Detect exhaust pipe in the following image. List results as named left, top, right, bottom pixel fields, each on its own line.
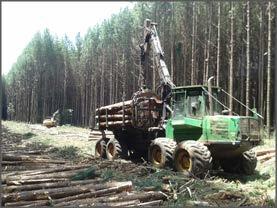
left=208, top=76, right=214, bottom=116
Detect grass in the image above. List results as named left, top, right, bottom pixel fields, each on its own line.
left=49, top=146, right=80, bottom=160
left=71, top=167, right=98, bottom=180
left=2, top=120, right=94, bottom=158
left=23, top=132, right=36, bottom=139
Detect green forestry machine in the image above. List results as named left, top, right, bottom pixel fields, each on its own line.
left=94, top=19, right=262, bottom=177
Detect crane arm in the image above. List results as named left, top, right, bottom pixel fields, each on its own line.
left=140, top=19, right=175, bottom=90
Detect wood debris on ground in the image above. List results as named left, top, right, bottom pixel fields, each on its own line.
left=255, top=148, right=275, bottom=164
left=1, top=126, right=275, bottom=207
left=1, top=128, right=168, bottom=207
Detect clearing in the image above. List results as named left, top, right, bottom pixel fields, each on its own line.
left=1, top=121, right=275, bottom=207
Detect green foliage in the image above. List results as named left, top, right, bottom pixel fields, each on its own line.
left=101, top=169, right=116, bottom=182
left=23, top=132, right=36, bottom=139
left=50, top=146, right=80, bottom=160
left=71, top=167, right=97, bottom=180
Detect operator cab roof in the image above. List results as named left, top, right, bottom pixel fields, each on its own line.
left=173, top=85, right=220, bottom=92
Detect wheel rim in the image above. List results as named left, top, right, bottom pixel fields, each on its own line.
left=176, top=149, right=191, bottom=171
left=95, top=142, right=102, bottom=156
left=107, top=143, right=115, bottom=157
left=152, top=145, right=162, bottom=165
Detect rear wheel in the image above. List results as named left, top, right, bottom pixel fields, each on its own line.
left=95, top=139, right=106, bottom=158
left=148, top=138, right=176, bottom=169
left=173, top=140, right=212, bottom=178
left=241, top=150, right=257, bottom=175
left=106, top=139, right=128, bottom=160
left=220, top=150, right=257, bottom=175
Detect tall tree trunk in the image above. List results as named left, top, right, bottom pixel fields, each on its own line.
left=258, top=5, right=264, bottom=117
left=191, top=2, right=196, bottom=85
left=229, top=2, right=234, bottom=115
left=109, top=50, right=114, bottom=105
left=246, top=1, right=250, bottom=116
left=115, top=58, right=119, bottom=103
left=266, top=1, right=272, bottom=138
left=216, top=2, right=221, bottom=87
left=170, top=2, right=175, bottom=82
left=203, top=5, right=208, bottom=84
left=100, top=56, right=105, bottom=107
left=204, top=3, right=212, bottom=84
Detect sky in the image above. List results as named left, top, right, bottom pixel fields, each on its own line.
left=2, top=2, right=134, bottom=75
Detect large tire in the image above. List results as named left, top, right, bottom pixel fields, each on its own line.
left=106, top=139, right=128, bottom=160
left=173, top=140, right=212, bottom=178
left=148, top=138, right=176, bottom=169
left=241, top=150, right=257, bottom=175
left=220, top=150, right=257, bottom=175
left=95, top=139, right=106, bottom=158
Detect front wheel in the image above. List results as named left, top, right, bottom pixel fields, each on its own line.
left=148, top=138, right=176, bottom=169
left=173, top=140, right=212, bottom=178
left=106, top=139, right=128, bottom=160
left=95, top=139, right=106, bottom=158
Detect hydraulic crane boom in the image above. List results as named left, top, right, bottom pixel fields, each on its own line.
left=140, top=19, right=175, bottom=92
left=140, top=19, right=175, bottom=124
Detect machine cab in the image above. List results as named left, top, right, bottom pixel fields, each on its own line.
left=171, top=85, right=222, bottom=119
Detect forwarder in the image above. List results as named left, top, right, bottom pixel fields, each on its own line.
left=94, top=19, right=261, bottom=177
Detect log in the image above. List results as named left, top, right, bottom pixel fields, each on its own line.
left=257, top=152, right=275, bottom=162
left=96, top=115, right=131, bottom=122
left=142, top=186, right=156, bottom=192
left=5, top=200, right=49, bottom=207
left=99, top=120, right=132, bottom=126
left=4, top=178, right=104, bottom=193
left=130, top=200, right=163, bottom=207
left=90, top=199, right=140, bottom=207
left=7, top=178, right=70, bottom=186
left=106, top=191, right=167, bottom=203
left=2, top=160, right=66, bottom=165
left=96, top=100, right=132, bottom=113
left=4, top=164, right=91, bottom=178
left=3, top=182, right=107, bottom=203
left=262, top=157, right=275, bottom=165
left=57, top=190, right=166, bottom=207
left=116, top=109, right=132, bottom=114
left=256, top=148, right=275, bottom=156
left=6, top=168, right=99, bottom=183
left=2, top=150, right=44, bottom=155
left=54, top=191, right=130, bottom=207
left=2, top=153, right=51, bottom=161
left=53, top=181, right=133, bottom=206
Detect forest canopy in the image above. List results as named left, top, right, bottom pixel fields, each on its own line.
left=3, top=1, right=275, bottom=133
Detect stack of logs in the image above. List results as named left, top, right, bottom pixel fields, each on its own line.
left=96, top=100, right=133, bottom=130
left=2, top=152, right=66, bottom=168
left=2, top=162, right=168, bottom=207
left=95, top=91, right=163, bottom=130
